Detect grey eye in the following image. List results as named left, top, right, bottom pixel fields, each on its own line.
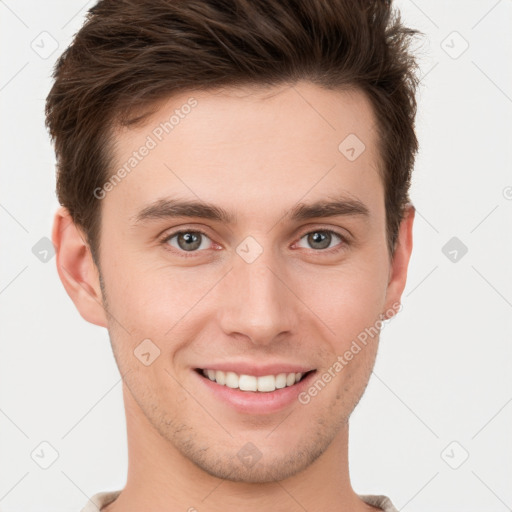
left=167, top=231, right=211, bottom=252
left=297, top=230, right=342, bottom=250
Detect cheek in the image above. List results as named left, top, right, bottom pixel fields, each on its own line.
left=302, top=262, right=388, bottom=345
left=102, top=254, right=208, bottom=338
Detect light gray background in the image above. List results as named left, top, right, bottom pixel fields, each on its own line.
left=1, top=1, right=511, bottom=511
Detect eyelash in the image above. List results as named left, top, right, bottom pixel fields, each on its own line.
left=160, top=227, right=349, bottom=258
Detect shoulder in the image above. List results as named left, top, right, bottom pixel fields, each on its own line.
left=359, top=494, right=400, bottom=512
left=80, top=490, right=122, bottom=512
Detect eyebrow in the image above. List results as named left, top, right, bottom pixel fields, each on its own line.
left=131, top=195, right=370, bottom=225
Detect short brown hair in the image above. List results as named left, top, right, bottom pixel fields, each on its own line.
left=46, top=0, right=422, bottom=265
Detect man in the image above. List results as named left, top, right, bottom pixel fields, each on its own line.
left=47, top=0, right=421, bottom=510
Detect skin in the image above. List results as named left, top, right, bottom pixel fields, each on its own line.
left=52, top=81, right=414, bottom=512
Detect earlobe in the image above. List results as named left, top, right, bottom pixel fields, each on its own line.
left=52, top=206, right=108, bottom=328
left=383, top=204, right=415, bottom=318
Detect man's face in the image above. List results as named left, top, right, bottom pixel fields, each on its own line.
left=95, top=81, right=403, bottom=482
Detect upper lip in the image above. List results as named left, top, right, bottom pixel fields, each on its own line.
left=195, top=362, right=315, bottom=377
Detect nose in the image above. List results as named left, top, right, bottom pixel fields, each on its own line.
left=217, top=245, right=298, bottom=346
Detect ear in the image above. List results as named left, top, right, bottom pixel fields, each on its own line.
left=383, top=204, right=415, bottom=318
left=52, top=206, right=108, bottom=328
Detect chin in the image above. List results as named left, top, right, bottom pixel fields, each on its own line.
left=192, top=450, right=318, bottom=484
left=168, top=428, right=333, bottom=484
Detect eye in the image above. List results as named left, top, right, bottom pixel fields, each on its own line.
left=160, top=227, right=348, bottom=258
left=162, top=229, right=214, bottom=254
left=295, top=229, right=346, bottom=252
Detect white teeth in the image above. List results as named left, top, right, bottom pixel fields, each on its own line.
left=275, top=373, right=287, bottom=389
left=239, top=374, right=257, bottom=391
left=200, top=369, right=307, bottom=392
left=225, top=371, right=238, bottom=389
left=257, top=375, right=276, bottom=392
left=216, top=370, right=226, bottom=385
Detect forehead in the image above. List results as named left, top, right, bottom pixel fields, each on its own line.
left=106, top=81, right=383, bottom=225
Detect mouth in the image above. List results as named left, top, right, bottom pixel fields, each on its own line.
left=194, top=368, right=316, bottom=393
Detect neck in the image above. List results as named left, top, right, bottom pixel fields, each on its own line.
left=104, top=383, right=373, bottom=512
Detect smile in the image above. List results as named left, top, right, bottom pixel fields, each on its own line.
left=197, top=368, right=312, bottom=392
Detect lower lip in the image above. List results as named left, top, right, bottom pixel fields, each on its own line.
left=194, top=370, right=317, bottom=415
